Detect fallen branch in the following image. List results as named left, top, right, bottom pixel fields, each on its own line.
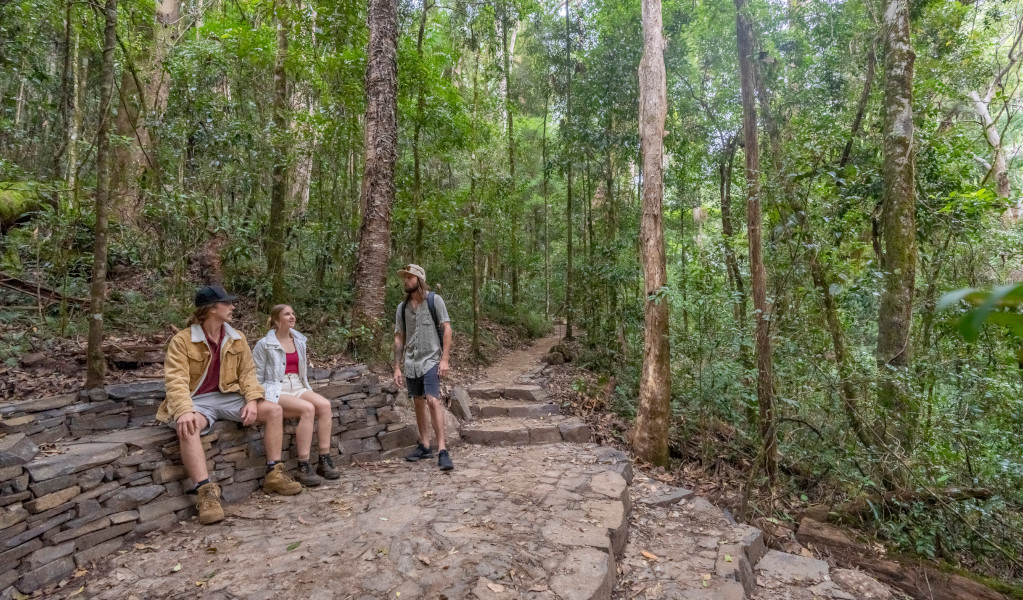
left=832, top=487, right=993, bottom=521
left=0, top=272, right=89, bottom=307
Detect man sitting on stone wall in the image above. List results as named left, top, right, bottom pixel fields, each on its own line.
left=157, top=285, right=302, bottom=525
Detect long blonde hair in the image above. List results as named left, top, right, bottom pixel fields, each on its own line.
left=186, top=305, right=216, bottom=326
left=267, top=304, right=292, bottom=330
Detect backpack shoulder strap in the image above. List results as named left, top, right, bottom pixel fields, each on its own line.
left=427, top=292, right=444, bottom=350
left=398, top=301, right=406, bottom=335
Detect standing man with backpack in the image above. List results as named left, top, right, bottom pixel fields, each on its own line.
left=393, top=264, right=454, bottom=471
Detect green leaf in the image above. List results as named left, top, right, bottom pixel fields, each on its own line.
left=960, top=284, right=1022, bottom=342
left=286, top=541, right=301, bottom=551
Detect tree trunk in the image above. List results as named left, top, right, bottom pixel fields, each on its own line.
left=631, top=0, right=671, bottom=467
left=563, top=0, right=575, bottom=341
left=503, top=5, right=518, bottom=306
left=411, top=0, right=432, bottom=263
left=735, top=0, right=777, bottom=480
left=350, top=0, right=399, bottom=345
left=876, top=0, right=918, bottom=451
left=85, top=0, right=118, bottom=390
left=110, top=0, right=179, bottom=221
left=719, top=134, right=745, bottom=324
left=543, top=91, right=551, bottom=320
left=470, top=44, right=482, bottom=357
left=266, top=2, right=290, bottom=304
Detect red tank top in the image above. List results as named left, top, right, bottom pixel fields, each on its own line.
left=285, top=351, right=300, bottom=375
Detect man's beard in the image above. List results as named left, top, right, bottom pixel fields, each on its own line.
left=405, top=284, right=418, bottom=294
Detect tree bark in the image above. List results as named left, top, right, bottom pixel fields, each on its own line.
left=735, top=0, right=777, bottom=480
left=719, top=134, right=745, bottom=324
left=85, top=0, right=118, bottom=390
left=503, top=5, right=518, bottom=306
left=411, top=0, right=432, bottom=263
left=563, top=0, right=575, bottom=341
left=350, top=0, right=399, bottom=346
left=543, top=91, right=551, bottom=319
left=266, top=2, right=290, bottom=304
left=631, top=0, right=671, bottom=467
left=876, top=0, right=918, bottom=451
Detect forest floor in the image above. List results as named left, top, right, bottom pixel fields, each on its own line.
left=71, top=329, right=910, bottom=600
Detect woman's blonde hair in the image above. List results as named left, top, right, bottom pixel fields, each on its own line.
left=267, top=304, right=292, bottom=330
left=186, top=304, right=216, bottom=326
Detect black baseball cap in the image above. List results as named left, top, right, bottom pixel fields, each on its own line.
left=194, top=285, right=238, bottom=307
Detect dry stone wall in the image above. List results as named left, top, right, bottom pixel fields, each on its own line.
left=0, top=365, right=418, bottom=595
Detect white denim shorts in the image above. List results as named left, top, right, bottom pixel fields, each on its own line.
left=280, top=373, right=313, bottom=399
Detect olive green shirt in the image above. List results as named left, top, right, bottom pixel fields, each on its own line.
left=395, top=294, right=450, bottom=378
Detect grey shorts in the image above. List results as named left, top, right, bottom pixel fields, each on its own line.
left=171, top=391, right=247, bottom=435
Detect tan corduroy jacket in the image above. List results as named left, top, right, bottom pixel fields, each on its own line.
left=157, top=323, right=265, bottom=422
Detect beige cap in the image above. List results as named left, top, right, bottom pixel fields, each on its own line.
left=397, top=263, right=426, bottom=282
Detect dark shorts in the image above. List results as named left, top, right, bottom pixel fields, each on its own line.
left=406, top=365, right=440, bottom=399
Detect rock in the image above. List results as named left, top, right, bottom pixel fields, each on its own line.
left=754, top=549, right=829, bottom=584
left=105, top=380, right=165, bottom=400
left=0, top=465, right=22, bottom=483
left=441, top=407, right=461, bottom=448
left=19, top=353, right=47, bottom=369
left=542, top=352, right=565, bottom=365
left=549, top=343, right=574, bottom=362
left=74, top=521, right=134, bottom=551
left=550, top=547, right=613, bottom=600
left=0, top=414, right=36, bottom=435
left=467, top=384, right=504, bottom=399
left=3, top=510, right=74, bottom=549
left=589, top=471, right=628, bottom=507
left=449, top=387, right=473, bottom=421
left=639, top=487, right=694, bottom=507
left=24, top=443, right=126, bottom=482
left=28, top=474, right=76, bottom=498
left=377, top=406, right=400, bottom=425
left=558, top=419, right=591, bottom=443
left=49, top=516, right=111, bottom=544
left=331, top=365, right=368, bottom=381
left=0, top=507, right=28, bottom=530
left=93, top=427, right=176, bottom=449
left=460, top=423, right=529, bottom=446
left=152, top=464, right=187, bottom=484
left=377, top=426, right=417, bottom=452
left=830, top=568, right=895, bottom=599
left=308, top=368, right=332, bottom=380
left=797, top=518, right=860, bottom=553
left=25, top=485, right=81, bottom=514
left=70, top=413, right=130, bottom=433
left=17, top=555, right=75, bottom=593
left=104, top=484, right=165, bottom=511
left=717, top=543, right=756, bottom=595
left=0, top=394, right=75, bottom=416
left=316, top=383, right=363, bottom=400
left=73, top=535, right=127, bottom=568
left=507, top=403, right=559, bottom=418
left=0, top=433, right=39, bottom=467
left=25, top=541, right=75, bottom=570
left=529, top=424, right=563, bottom=444
left=504, top=384, right=547, bottom=401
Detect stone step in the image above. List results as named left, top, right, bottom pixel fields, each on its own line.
left=459, top=416, right=591, bottom=446
left=470, top=398, right=561, bottom=419
left=466, top=383, right=548, bottom=402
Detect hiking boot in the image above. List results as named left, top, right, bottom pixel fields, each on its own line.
left=317, top=454, right=341, bottom=480
left=295, top=461, right=324, bottom=487
left=405, top=442, right=434, bottom=462
left=196, top=482, right=225, bottom=525
left=263, top=463, right=303, bottom=495
left=438, top=449, right=454, bottom=471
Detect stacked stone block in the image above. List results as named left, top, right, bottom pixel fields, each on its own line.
left=0, top=364, right=417, bottom=597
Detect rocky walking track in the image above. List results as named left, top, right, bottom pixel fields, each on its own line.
left=1, top=335, right=900, bottom=600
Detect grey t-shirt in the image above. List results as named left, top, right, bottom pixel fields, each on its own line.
left=395, top=294, right=450, bottom=378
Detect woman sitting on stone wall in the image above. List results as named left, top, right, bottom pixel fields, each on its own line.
left=252, top=304, right=340, bottom=486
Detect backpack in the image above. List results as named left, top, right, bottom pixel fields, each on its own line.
left=399, top=292, right=444, bottom=350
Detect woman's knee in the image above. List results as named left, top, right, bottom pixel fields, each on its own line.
left=261, top=401, right=283, bottom=420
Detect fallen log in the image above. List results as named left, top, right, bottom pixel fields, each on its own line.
left=0, top=272, right=89, bottom=307
left=797, top=518, right=1010, bottom=600
left=832, top=487, right=994, bottom=521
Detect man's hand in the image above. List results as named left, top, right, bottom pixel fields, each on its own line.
left=394, top=367, right=405, bottom=389
left=240, top=400, right=259, bottom=426
left=438, top=358, right=450, bottom=378
left=175, top=411, right=203, bottom=438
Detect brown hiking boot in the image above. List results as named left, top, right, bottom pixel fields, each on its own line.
left=196, top=482, right=225, bottom=525
left=263, top=463, right=303, bottom=496
left=295, top=461, right=324, bottom=487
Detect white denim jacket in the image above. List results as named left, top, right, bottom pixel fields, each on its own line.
left=251, top=329, right=312, bottom=404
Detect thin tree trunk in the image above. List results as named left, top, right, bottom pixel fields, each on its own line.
left=504, top=6, right=518, bottom=306
left=351, top=0, right=399, bottom=345
left=564, top=0, right=575, bottom=340
left=412, top=0, right=432, bottom=263
left=471, top=43, right=482, bottom=357
left=67, top=24, right=85, bottom=207
left=542, top=91, right=551, bottom=320
left=840, top=43, right=877, bottom=169
left=877, top=0, right=918, bottom=451
left=266, top=2, right=290, bottom=304
left=736, top=0, right=777, bottom=480
left=719, top=134, right=745, bottom=324
left=631, top=0, right=670, bottom=467
left=85, top=0, right=118, bottom=390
